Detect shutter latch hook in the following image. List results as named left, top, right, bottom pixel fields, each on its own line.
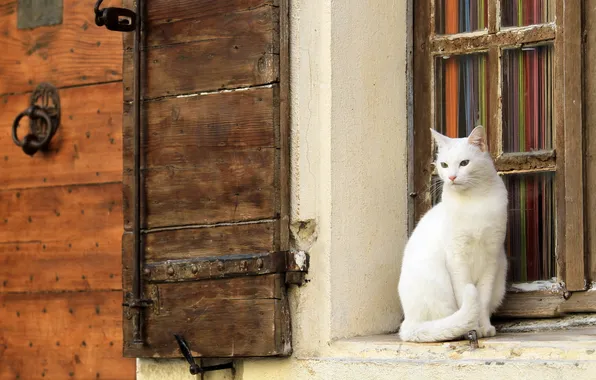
left=174, top=335, right=234, bottom=377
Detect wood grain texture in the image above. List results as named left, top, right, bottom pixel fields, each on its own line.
left=430, top=23, right=556, bottom=55
left=0, top=0, right=123, bottom=95
left=560, top=0, right=585, bottom=291
left=0, top=183, right=122, bottom=291
left=122, top=275, right=290, bottom=358
left=278, top=0, right=290, bottom=252
left=412, top=0, right=433, bottom=224
left=0, top=82, right=123, bottom=190
left=584, top=0, right=596, bottom=284
left=0, top=291, right=135, bottom=380
left=0, top=183, right=122, bottom=243
left=120, top=0, right=289, bottom=359
left=123, top=86, right=276, bottom=167
left=123, top=148, right=275, bottom=230
left=123, top=39, right=278, bottom=100
left=143, top=223, right=275, bottom=262
left=121, top=0, right=279, bottom=100
left=0, top=236, right=122, bottom=293
left=495, top=290, right=596, bottom=318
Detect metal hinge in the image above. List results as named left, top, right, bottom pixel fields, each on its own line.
left=285, top=250, right=310, bottom=285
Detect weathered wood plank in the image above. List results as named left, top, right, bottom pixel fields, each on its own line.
left=495, top=290, right=596, bottom=318
left=0, top=0, right=123, bottom=95
left=122, top=0, right=277, bottom=49
left=494, top=150, right=556, bottom=172
left=123, top=40, right=278, bottom=100
left=145, top=1, right=278, bottom=48
left=122, top=0, right=278, bottom=99
left=278, top=0, right=290, bottom=252
left=430, top=23, right=556, bottom=55
left=0, top=183, right=122, bottom=243
left=0, top=236, right=122, bottom=293
left=412, top=0, right=433, bottom=225
left=584, top=0, right=596, bottom=284
left=0, top=82, right=123, bottom=190
left=122, top=275, right=289, bottom=358
left=142, top=223, right=275, bottom=262
left=560, top=0, right=585, bottom=291
left=123, top=148, right=275, bottom=230
left=122, top=86, right=276, bottom=168
left=0, top=291, right=135, bottom=380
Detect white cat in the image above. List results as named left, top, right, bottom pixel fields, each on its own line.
left=398, top=126, right=508, bottom=342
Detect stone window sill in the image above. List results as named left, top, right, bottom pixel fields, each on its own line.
left=323, top=322, right=596, bottom=364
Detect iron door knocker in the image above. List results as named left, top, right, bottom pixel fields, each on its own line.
left=12, top=83, right=60, bottom=156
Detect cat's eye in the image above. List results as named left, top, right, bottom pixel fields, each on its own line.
left=460, top=160, right=470, bottom=167
left=440, top=162, right=448, bottom=168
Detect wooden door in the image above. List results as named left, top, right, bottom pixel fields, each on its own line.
left=0, top=1, right=135, bottom=379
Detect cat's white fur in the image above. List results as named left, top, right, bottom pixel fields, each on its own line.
left=398, top=126, right=508, bottom=342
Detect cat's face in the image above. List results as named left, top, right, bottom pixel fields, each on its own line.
left=431, top=126, right=493, bottom=192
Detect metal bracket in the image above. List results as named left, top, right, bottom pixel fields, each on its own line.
left=285, top=250, right=310, bottom=285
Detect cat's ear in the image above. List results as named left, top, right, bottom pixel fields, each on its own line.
left=430, top=128, right=451, bottom=149
left=468, top=125, right=487, bottom=152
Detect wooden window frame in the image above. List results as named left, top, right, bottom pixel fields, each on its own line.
left=411, top=0, right=596, bottom=318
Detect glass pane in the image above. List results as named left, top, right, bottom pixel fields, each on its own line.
left=503, top=172, right=555, bottom=282
left=501, top=0, right=553, bottom=27
left=435, top=53, right=489, bottom=138
left=436, top=0, right=488, bottom=34
left=502, top=45, right=553, bottom=152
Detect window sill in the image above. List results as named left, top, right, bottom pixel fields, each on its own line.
left=321, top=324, right=596, bottom=364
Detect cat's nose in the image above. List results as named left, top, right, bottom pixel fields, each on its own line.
left=448, top=175, right=457, bottom=182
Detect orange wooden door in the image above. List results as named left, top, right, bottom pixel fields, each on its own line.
left=0, top=1, right=135, bottom=379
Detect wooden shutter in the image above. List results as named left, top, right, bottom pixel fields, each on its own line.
left=121, top=0, right=296, bottom=358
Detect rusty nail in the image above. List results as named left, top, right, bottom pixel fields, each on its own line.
left=240, top=260, right=248, bottom=270
left=256, top=258, right=264, bottom=269
left=167, top=267, right=174, bottom=276
left=191, top=264, right=198, bottom=274
left=217, top=261, right=225, bottom=271
left=143, top=268, right=151, bottom=276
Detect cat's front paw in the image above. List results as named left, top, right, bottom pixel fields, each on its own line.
left=479, top=324, right=496, bottom=338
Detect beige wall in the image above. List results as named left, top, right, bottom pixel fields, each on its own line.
left=289, top=0, right=407, bottom=354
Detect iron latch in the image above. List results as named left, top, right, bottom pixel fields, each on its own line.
left=174, top=335, right=234, bottom=377
left=94, top=0, right=136, bottom=32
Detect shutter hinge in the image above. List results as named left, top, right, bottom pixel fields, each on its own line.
left=285, top=250, right=310, bottom=285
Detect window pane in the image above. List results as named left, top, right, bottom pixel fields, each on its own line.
left=503, top=172, right=555, bottom=282
left=501, top=0, right=553, bottom=28
left=502, top=45, right=553, bottom=152
left=436, top=0, right=488, bottom=34
left=435, top=54, right=489, bottom=138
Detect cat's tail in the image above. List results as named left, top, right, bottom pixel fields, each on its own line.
left=399, top=284, right=480, bottom=343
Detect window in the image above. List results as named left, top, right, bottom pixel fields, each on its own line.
left=411, top=0, right=596, bottom=317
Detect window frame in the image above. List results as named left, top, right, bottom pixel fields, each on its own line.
left=410, top=0, right=595, bottom=318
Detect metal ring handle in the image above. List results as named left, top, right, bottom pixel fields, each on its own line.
left=12, top=106, right=54, bottom=149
